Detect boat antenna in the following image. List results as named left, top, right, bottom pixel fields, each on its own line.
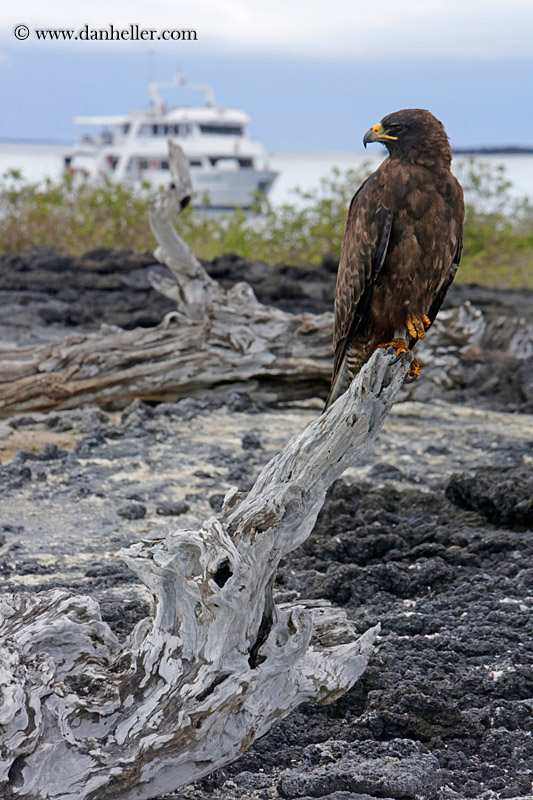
left=149, top=70, right=217, bottom=110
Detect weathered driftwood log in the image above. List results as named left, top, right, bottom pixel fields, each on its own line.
left=0, top=142, right=515, bottom=419
left=0, top=344, right=412, bottom=800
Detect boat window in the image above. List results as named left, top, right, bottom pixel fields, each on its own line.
left=132, top=157, right=171, bottom=170
left=200, top=124, right=243, bottom=136
left=210, top=156, right=245, bottom=167
left=139, top=124, right=182, bottom=137
left=124, top=156, right=179, bottom=172
left=189, top=160, right=202, bottom=167
left=122, top=124, right=130, bottom=134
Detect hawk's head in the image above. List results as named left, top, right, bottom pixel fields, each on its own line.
left=363, top=109, right=452, bottom=169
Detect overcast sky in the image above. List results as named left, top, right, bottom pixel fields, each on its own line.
left=2, top=0, right=533, bottom=58
left=0, top=1, right=531, bottom=147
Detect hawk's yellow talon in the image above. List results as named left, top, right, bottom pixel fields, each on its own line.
left=377, top=337, right=409, bottom=357
left=406, top=315, right=426, bottom=340
left=408, top=357, right=421, bottom=377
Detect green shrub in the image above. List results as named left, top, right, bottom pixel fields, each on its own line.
left=0, top=170, right=153, bottom=255
left=453, top=158, right=533, bottom=287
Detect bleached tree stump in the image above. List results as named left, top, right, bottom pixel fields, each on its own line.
left=0, top=342, right=412, bottom=800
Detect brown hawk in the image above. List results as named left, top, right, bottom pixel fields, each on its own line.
left=325, top=108, right=464, bottom=409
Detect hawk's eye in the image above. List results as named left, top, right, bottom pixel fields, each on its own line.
left=388, top=123, right=405, bottom=134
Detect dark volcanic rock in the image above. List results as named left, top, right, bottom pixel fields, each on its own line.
left=117, top=502, right=147, bottom=520
left=0, top=462, right=32, bottom=492
left=98, top=595, right=151, bottom=640
left=84, top=560, right=134, bottom=582
left=0, top=246, right=174, bottom=331
left=156, top=500, right=190, bottom=516
left=16, top=443, right=68, bottom=461
left=226, top=389, right=263, bottom=414
left=278, top=740, right=441, bottom=800
left=446, top=465, right=533, bottom=529
left=208, top=493, right=225, bottom=512
left=204, top=253, right=335, bottom=315
left=242, top=432, right=263, bottom=450
left=288, top=795, right=393, bottom=800
left=443, top=356, right=533, bottom=414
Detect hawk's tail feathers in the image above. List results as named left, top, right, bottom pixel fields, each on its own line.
left=323, top=354, right=351, bottom=412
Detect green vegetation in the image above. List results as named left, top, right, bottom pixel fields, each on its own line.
left=455, top=159, right=533, bottom=287
left=1, top=159, right=532, bottom=287
left=0, top=170, right=152, bottom=255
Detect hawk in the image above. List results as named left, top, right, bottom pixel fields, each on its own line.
left=325, top=109, right=464, bottom=410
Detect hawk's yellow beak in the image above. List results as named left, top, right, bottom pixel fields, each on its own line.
left=363, top=122, right=398, bottom=148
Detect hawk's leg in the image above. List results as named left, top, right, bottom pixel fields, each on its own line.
left=406, top=315, right=431, bottom=340
left=403, top=315, right=430, bottom=380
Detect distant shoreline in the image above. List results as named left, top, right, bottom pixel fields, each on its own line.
left=0, top=138, right=72, bottom=146
left=452, top=146, right=533, bottom=155
left=1, top=139, right=533, bottom=156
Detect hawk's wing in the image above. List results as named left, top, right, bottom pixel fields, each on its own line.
left=406, top=233, right=463, bottom=354
left=426, top=237, right=463, bottom=326
left=327, top=173, right=393, bottom=406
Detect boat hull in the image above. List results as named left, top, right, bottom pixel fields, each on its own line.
left=154, top=167, right=277, bottom=209
left=66, top=151, right=277, bottom=210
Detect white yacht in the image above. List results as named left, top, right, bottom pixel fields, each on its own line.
left=64, top=73, right=278, bottom=209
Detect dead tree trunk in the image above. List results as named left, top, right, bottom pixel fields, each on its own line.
left=0, top=344, right=412, bottom=800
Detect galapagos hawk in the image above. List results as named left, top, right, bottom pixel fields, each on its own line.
left=325, top=109, right=464, bottom=409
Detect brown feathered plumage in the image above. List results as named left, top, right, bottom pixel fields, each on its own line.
left=325, top=109, right=464, bottom=409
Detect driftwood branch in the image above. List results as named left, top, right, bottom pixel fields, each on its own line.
left=0, top=344, right=412, bottom=800
left=149, top=143, right=220, bottom=315
left=0, top=296, right=333, bottom=416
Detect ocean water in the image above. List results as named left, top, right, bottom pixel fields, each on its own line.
left=268, top=149, right=533, bottom=207
left=1, top=141, right=533, bottom=207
